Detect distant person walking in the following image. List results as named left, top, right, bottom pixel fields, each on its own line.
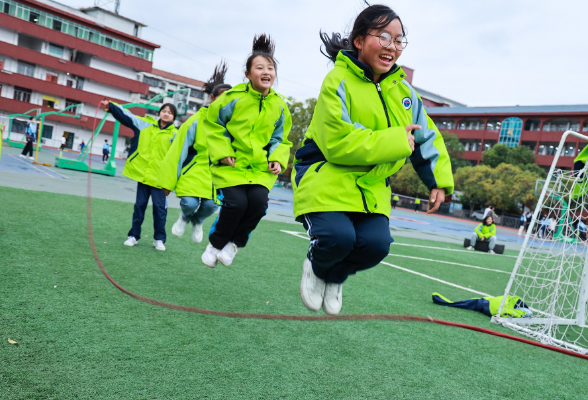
left=483, top=205, right=495, bottom=219
left=392, top=194, right=399, bottom=209
left=79, top=140, right=86, bottom=152
left=518, top=211, right=527, bottom=236
left=19, top=117, right=36, bottom=160
left=102, top=140, right=110, bottom=163
left=59, top=135, right=67, bottom=151
left=414, top=197, right=421, bottom=213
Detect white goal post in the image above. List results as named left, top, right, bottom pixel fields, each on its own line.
left=492, top=130, right=588, bottom=355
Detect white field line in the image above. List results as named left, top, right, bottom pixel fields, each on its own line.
left=386, top=253, right=510, bottom=274
left=40, top=163, right=68, bottom=179
left=9, top=154, right=54, bottom=179
left=281, top=230, right=493, bottom=297
left=392, top=242, right=518, bottom=258
left=380, top=261, right=492, bottom=296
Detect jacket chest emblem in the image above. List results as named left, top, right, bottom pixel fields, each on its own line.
left=402, top=97, right=412, bottom=110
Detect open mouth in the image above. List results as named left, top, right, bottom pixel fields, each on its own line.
left=261, top=76, right=271, bottom=84
left=379, top=54, right=393, bottom=64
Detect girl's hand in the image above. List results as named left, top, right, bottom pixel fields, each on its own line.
left=427, top=188, right=446, bottom=214
left=100, top=100, right=110, bottom=109
left=162, top=189, right=171, bottom=196
left=220, top=157, right=235, bottom=167
left=404, top=124, right=420, bottom=152
left=268, top=161, right=281, bottom=175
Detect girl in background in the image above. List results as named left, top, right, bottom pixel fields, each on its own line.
left=467, top=216, right=497, bottom=254
left=293, top=4, right=453, bottom=315
left=100, top=99, right=178, bottom=251
left=158, top=62, right=232, bottom=243
left=202, top=34, right=292, bottom=268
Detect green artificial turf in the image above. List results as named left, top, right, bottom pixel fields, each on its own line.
left=1, top=187, right=586, bottom=399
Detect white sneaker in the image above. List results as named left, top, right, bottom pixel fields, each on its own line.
left=488, top=249, right=496, bottom=254
left=19, top=154, right=26, bottom=158
left=171, top=213, right=188, bottom=237
left=323, top=283, right=343, bottom=316
left=217, top=242, right=238, bottom=266
left=191, top=223, right=203, bottom=243
left=29, top=157, right=34, bottom=160
left=300, top=258, right=326, bottom=312
left=153, top=240, right=166, bottom=251
left=466, top=246, right=474, bottom=250
left=202, top=243, right=220, bottom=268
left=124, top=236, right=138, bottom=247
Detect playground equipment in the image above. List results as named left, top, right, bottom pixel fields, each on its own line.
left=55, top=89, right=189, bottom=176
left=493, top=130, right=588, bottom=356
left=2, top=108, right=41, bottom=149
left=31, top=104, right=82, bottom=167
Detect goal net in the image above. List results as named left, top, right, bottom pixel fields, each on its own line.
left=492, top=130, right=588, bottom=355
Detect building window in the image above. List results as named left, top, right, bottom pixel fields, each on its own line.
left=462, top=140, right=482, bottom=152
left=542, top=118, right=580, bottom=132
left=582, top=121, right=588, bottom=132
left=133, top=24, right=139, bottom=36
left=188, top=101, right=199, bottom=112
left=45, top=73, right=58, bottom=84
left=65, top=99, right=82, bottom=114
left=52, top=19, right=61, bottom=31
left=538, top=143, right=559, bottom=156
left=483, top=140, right=497, bottom=151
left=143, top=76, right=166, bottom=89
left=521, top=141, right=537, bottom=153
left=524, top=118, right=540, bottom=131
left=14, top=86, right=32, bottom=102
left=563, top=144, right=576, bottom=157
left=12, top=120, right=27, bottom=133
left=190, top=88, right=205, bottom=99
left=498, top=117, right=523, bottom=147
left=41, top=124, right=53, bottom=139
left=435, top=118, right=455, bottom=130
left=0, top=56, right=4, bottom=70
left=48, top=43, right=64, bottom=57
left=486, top=118, right=503, bottom=131
left=3, top=2, right=10, bottom=14
left=17, top=60, right=35, bottom=77
left=457, top=118, right=484, bottom=130
left=28, top=11, right=39, bottom=23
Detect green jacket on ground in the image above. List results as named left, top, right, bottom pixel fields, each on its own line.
left=292, top=50, right=454, bottom=220
left=108, top=102, right=176, bottom=188
left=157, top=107, right=214, bottom=199
left=475, top=223, right=496, bottom=239
left=203, top=83, right=292, bottom=191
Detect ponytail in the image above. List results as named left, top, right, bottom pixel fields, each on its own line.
left=246, top=33, right=278, bottom=73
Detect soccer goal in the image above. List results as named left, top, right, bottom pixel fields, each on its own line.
left=492, top=130, right=588, bottom=355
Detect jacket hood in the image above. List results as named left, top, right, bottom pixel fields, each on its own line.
left=336, top=50, right=407, bottom=84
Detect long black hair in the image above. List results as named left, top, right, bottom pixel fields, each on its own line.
left=320, top=3, right=405, bottom=62
left=203, top=60, right=232, bottom=98
left=245, top=34, right=278, bottom=73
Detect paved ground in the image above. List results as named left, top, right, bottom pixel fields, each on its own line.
left=0, top=143, right=525, bottom=251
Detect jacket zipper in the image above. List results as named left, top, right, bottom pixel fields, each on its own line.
left=182, top=162, right=197, bottom=175
left=357, top=184, right=370, bottom=213
left=315, top=161, right=327, bottom=172
left=128, top=152, right=139, bottom=162
left=259, top=96, right=263, bottom=112
left=376, top=83, right=391, bottom=128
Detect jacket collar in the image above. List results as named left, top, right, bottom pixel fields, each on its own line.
left=157, top=120, right=175, bottom=131
left=336, top=50, right=405, bottom=84
left=230, top=82, right=275, bottom=99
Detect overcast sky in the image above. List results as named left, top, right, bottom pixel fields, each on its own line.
left=64, top=0, right=588, bottom=107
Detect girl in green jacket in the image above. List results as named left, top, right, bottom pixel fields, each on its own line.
left=201, top=34, right=292, bottom=268
left=467, top=216, right=498, bottom=254
left=294, top=5, right=454, bottom=315
left=99, top=99, right=178, bottom=251
left=157, top=62, right=232, bottom=244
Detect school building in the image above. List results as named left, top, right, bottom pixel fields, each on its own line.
left=0, top=0, right=159, bottom=159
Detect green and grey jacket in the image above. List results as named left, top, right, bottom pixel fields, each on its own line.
left=203, top=82, right=292, bottom=191
left=475, top=223, right=496, bottom=239
left=157, top=107, right=214, bottom=199
left=292, top=50, right=454, bottom=220
left=108, top=102, right=176, bottom=188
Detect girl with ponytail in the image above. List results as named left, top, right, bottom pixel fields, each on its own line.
left=201, top=34, right=292, bottom=268
left=293, top=4, right=454, bottom=315
left=157, top=61, right=232, bottom=244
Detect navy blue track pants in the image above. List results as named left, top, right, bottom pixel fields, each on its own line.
left=128, top=182, right=167, bottom=242
left=302, top=212, right=393, bottom=284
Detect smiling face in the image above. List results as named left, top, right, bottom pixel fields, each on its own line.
left=245, top=55, right=276, bottom=96
left=485, top=216, right=494, bottom=225
left=354, top=18, right=404, bottom=82
left=159, top=106, right=175, bottom=124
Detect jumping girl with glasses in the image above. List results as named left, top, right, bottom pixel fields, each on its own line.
left=99, top=99, right=178, bottom=251
left=293, top=4, right=454, bottom=315
left=201, top=34, right=292, bottom=268
left=158, top=62, right=232, bottom=244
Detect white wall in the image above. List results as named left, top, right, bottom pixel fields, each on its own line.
left=90, top=57, right=136, bottom=80
left=0, top=25, right=17, bottom=45
left=83, top=80, right=131, bottom=101
left=83, top=9, right=137, bottom=37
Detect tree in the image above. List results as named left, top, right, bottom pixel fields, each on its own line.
left=506, top=145, right=536, bottom=166
left=440, top=131, right=470, bottom=171
left=519, top=163, right=547, bottom=179
left=287, top=98, right=316, bottom=170
left=454, top=165, right=494, bottom=215
left=481, top=144, right=511, bottom=168
left=388, top=161, right=430, bottom=198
